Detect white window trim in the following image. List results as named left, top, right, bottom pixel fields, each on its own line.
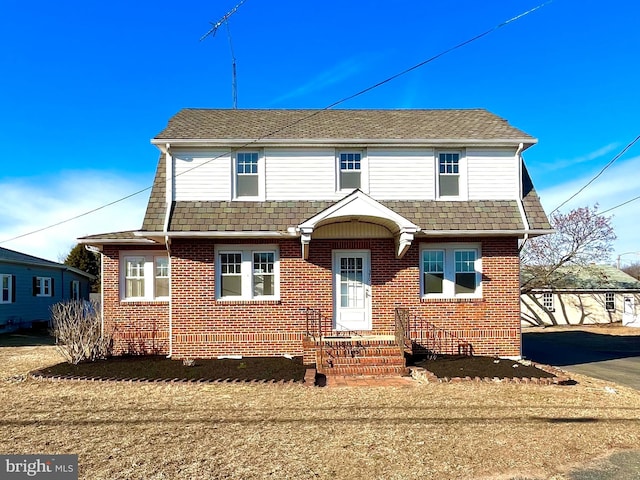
left=232, top=150, right=265, bottom=201
left=605, top=292, right=615, bottom=312
left=436, top=149, right=467, bottom=200
left=36, top=277, right=52, bottom=297
left=0, top=274, right=12, bottom=304
left=119, top=251, right=170, bottom=302
left=542, top=292, right=555, bottom=312
left=215, top=245, right=280, bottom=301
left=420, top=242, right=482, bottom=299
left=336, top=149, right=368, bottom=193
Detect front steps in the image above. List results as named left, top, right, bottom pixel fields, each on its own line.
left=310, top=337, right=408, bottom=376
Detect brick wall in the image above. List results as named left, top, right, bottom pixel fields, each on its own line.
left=103, top=236, right=521, bottom=359
left=102, top=246, right=170, bottom=355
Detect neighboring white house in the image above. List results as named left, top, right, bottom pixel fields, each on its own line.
left=521, top=264, right=640, bottom=327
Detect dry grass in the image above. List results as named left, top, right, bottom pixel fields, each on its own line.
left=1, top=346, right=640, bottom=480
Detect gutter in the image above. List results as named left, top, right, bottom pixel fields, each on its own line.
left=152, top=137, right=537, bottom=149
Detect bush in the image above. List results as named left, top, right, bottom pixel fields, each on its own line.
left=50, top=300, right=112, bottom=364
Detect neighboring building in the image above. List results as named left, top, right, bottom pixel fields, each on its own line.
left=0, top=247, right=95, bottom=332
left=80, top=108, right=552, bottom=370
left=521, top=264, right=640, bottom=327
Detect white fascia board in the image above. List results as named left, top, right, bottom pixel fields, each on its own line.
left=77, top=238, right=157, bottom=244
left=135, top=231, right=299, bottom=239
left=418, top=229, right=555, bottom=237
left=152, top=138, right=537, bottom=149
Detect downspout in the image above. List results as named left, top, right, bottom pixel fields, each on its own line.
left=165, top=236, right=173, bottom=358
left=514, top=142, right=527, bottom=360
left=514, top=143, right=530, bottom=252
left=164, top=142, right=174, bottom=358
left=85, top=245, right=104, bottom=336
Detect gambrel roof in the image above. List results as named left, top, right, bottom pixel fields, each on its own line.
left=81, top=108, right=552, bottom=246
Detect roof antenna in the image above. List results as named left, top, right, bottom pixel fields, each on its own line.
left=200, top=0, right=247, bottom=109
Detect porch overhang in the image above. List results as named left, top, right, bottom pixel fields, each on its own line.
left=297, top=190, right=420, bottom=260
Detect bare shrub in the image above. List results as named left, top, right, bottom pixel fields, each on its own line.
left=50, top=300, right=112, bottom=364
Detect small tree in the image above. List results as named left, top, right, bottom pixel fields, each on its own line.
left=622, top=262, right=640, bottom=280
left=64, top=243, right=101, bottom=292
left=50, top=299, right=111, bottom=364
left=521, top=205, right=616, bottom=293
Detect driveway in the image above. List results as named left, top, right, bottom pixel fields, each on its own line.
left=522, top=327, right=640, bottom=390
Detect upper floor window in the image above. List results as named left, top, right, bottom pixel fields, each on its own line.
left=438, top=152, right=460, bottom=197
left=605, top=292, right=615, bottom=311
left=339, top=152, right=362, bottom=190
left=1, top=274, right=13, bottom=304
left=121, top=253, right=170, bottom=301
left=33, top=277, right=53, bottom=297
left=542, top=292, right=554, bottom=311
left=235, top=151, right=261, bottom=199
left=421, top=243, right=481, bottom=298
left=216, top=246, right=279, bottom=301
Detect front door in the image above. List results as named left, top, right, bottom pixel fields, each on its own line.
left=333, top=250, right=371, bottom=331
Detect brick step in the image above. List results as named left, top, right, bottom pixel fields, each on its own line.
left=322, top=347, right=404, bottom=358
left=320, top=365, right=409, bottom=376
left=321, top=340, right=398, bottom=348
left=322, top=356, right=406, bottom=367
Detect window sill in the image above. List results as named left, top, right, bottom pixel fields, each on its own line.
left=216, top=299, right=281, bottom=305
left=120, top=299, right=170, bottom=304
left=420, top=297, right=483, bottom=303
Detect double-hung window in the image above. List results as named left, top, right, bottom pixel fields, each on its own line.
left=605, top=292, right=615, bottom=311
left=421, top=243, right=481, bottom=298
left=121, top=253, right=170, bottom=301
left=1, top=274, right=13, bottom=304
left=437, top=151, right=461, bottom=198
left=235, top=151, right=261, bottom=198
left=542, top=292, right=554, bottom=311
left=216, top=246, right=279, bottom=300
left=34, top=277, right=53, bottom=297
left=338, top=151, right=362, bottom=190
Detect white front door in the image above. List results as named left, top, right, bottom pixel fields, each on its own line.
left=333, top=250, right=371, bottom=331
left=623, top=296, right=636, bottom=326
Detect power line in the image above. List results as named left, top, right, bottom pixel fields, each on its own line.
left=551, top=134, right=640, bottom=214
left=599, top=194, right=640, bottom=216
left=0, top=1, right=553, bottom=246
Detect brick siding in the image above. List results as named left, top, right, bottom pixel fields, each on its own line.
left=102, top=237, right=521, bottom=359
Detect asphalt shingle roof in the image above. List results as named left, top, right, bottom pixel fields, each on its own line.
left=154, top=109, right=536, bottom=142
left=523, top=265, right=640, bottom=291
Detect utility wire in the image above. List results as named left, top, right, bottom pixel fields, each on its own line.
left=0, top=1, right=553, bottom=245
left=599, top=193, right=640, bottom=216
left=551, top=134, right=640, bottom=214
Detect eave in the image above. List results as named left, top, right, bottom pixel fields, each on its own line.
left=152, top=137, right=537, bottom=151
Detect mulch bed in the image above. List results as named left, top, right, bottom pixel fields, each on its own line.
left=410, top=354, right=557, bottom=380
left=35, top=355, right=308, bottom=383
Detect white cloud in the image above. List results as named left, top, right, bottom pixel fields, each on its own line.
left=271, top=52, right=383, bottom=105
left=0, top=171, right=150, bottom=262
left=537, top=143, right=620, bottom=172
left=538, top=154, right=640, bottom=262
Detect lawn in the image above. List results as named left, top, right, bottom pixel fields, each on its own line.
left=1, top=343, right=640, bottom=479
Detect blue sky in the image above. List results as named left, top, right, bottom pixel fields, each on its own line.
left=1, top=0, right=639, bottom=264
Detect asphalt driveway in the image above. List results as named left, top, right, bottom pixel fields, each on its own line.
left=522, top=327, right=640, bottom=390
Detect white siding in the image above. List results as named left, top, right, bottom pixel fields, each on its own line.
left=467, top=148, right=519, bottom=200
left=265, top=148, right=338, bottom=200
left=173, top=150, right=231, bottom=201
left=368, top=148, right=434, bottom=200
